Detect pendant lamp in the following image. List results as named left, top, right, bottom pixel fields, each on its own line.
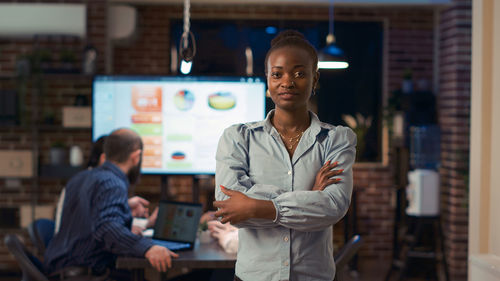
left=179, top=0, right=196, bottom=75
left=318, top=0, right=348, bottom=69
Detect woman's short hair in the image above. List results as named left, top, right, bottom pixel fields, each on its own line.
left=264, top=29, right=319, bottom=73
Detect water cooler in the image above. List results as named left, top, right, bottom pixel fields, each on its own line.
left=405, top=169, right=440, bottom=216
left=406, top=125, right=441, bottom=216
left=386, top=125, right=449, bottom=281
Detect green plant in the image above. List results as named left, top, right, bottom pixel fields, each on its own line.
left=60, top=49, right=76, bottom=63
left=403, top=68, right=412, bottom=80
left=51, top=141, right=66, bottom=149
left=383, top=89, right=403, bottom=137
left=342, top=113, right=372, bottom=161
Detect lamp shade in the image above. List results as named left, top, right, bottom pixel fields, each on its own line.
left=318, top=39, right=349, bottom=69
left=319, top=0, right=348, bottom=70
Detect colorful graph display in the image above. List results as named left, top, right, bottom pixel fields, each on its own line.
left=174, top=90, right=195, bottom=111
left=92, top=76, right=266, bottom=174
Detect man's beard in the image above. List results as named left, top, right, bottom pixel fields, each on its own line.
left=127, top=159, right=142, bottom=185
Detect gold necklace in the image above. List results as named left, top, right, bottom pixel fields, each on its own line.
left=278, top=130, right=304, bottom=150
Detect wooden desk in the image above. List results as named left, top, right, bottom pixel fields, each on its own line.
left=116, top=241, right=236, bottom=281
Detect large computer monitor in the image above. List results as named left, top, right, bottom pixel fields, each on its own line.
left=92, top=75, right=266, bottom=175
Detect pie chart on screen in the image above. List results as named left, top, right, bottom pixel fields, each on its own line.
left=208, top=92, right=236, bottom=110
left=174, top=90, right=195, bottom=111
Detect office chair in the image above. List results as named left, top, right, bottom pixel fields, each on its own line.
left=27, top=218, right=55, bottom=256
left=334, top=234, right=363, bottom=281
left=4, top=234, right=50, bottom=281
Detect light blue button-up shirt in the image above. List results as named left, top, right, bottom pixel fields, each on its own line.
left=215, top=110, right=357, bottom=281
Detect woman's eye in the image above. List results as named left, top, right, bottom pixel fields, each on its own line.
left=271, top=72, right=281, bottom=78
left=294, top=72, right=305, bottom=78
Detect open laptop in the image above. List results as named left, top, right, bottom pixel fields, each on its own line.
left=151, top=200, right=203, bottom=251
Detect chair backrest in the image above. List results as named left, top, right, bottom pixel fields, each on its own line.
left=27, top=219, right=54, bottom=256
left=4, top=234, right=49, bottom=281
left=334, top=234, right=363, bottom=271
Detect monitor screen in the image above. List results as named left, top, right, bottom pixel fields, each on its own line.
left=92, top=75, right=266, bottom=175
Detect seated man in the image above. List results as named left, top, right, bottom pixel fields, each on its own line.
left=55, top=135, right=154, bottom=236
left=44, top=128, right=178, bottom=280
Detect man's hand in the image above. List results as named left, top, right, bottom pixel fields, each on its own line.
left=145, top=245, right=179, bottom=272
left=214, top=186, right=275, bottom=224
left=128, top=196, right=150, bottom=217
left=312, top=161, right=343, bottom=191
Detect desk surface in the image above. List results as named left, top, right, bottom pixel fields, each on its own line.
left=116, top=241, right=236, bottom=270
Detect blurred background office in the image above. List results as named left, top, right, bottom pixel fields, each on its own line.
left=0, top=0, right=498, bottom=281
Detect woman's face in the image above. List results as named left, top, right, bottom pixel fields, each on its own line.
left=266, top=46, right=319, bottom=112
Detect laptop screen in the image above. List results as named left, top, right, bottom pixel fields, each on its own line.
left=153, top=201, right=202, bottom=243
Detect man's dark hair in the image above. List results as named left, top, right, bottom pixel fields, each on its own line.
left=104, top=129, right=143, bottom=163
left=264, top=29, right=319, bottom=73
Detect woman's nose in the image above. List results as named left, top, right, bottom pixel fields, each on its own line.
left=281, top=78, right=296, bottom=88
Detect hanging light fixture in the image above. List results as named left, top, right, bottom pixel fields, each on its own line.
left=179, top=0, right=196, bottom=75
left=318, top=0, right=348, bottom=70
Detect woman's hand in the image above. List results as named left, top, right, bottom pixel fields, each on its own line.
left=214, top=186, right=257, bottom=224
left=200, top=211, right=216, bottom=224
left=146, top=207, right=159, bottom=229
left=128, top=196, right=150, bottom=217
left=214, top=186, right=276, bottom=224
left=312, top=161, right=343, bottom=191
left=208, top=220, right=238, bottom=238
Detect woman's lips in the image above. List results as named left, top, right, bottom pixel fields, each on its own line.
left=278, top=92, right=297, bottom=97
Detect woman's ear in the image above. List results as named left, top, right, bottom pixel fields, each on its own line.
left=312, top=71, right=320, bottom=96
left=314, top=71, right=320, bottom=88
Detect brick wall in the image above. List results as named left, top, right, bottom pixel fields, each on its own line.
left=0, top=1, right=447, bottom=273
left=0, top=0, right=107, bottom=271
left=113, top=6, right=172, bottom=74
left=438, top=0, right=471, bottom=280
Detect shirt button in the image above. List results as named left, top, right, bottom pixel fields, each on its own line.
left=287, top=170, right=292, bottom=175
left=284, top=236, right=289, bottom=242
left=284, top=261, right=289, bottom=266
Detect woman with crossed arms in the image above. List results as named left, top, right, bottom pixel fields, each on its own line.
left=213, top=30, right=357, bottom=281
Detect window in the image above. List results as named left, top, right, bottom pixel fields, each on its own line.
left=172, top=20, right=383, bottom=162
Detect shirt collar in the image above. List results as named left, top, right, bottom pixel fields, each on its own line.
left=251, top=109, right=325, bottom=138
left=100, top=161, right=129, bottom=184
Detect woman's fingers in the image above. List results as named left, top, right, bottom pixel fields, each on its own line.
left=214, top=209, right=224, bottom=218
left=324, top=161, right=338, bottom=169
left=318, top=179, right=341, bottom=191
left=220, top=216, right=231, bottom=224
left=324, top=169, right=344, bottom=178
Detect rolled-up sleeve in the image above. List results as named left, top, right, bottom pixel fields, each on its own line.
left=215, top=125, right=283, bottom=228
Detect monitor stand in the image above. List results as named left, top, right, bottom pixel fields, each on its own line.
left=160, top=175, right=169, bottom=201
left=193, top=174, right=211, bottom=203
left=160, top=174, right=212, bottom=203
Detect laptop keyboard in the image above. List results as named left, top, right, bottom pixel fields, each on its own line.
left=152, top=239, right=191, bottom=251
